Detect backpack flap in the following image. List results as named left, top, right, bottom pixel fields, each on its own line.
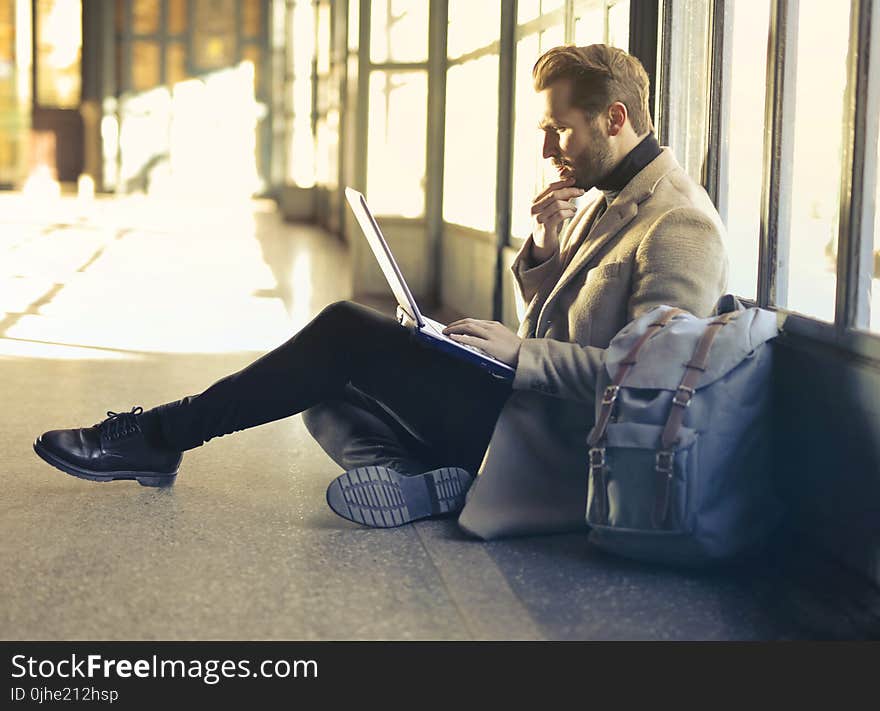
left=602, top=305, right=779, bottom=393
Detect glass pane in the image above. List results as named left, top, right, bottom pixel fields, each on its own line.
left=168, top=0, right=188, bottom=34
left=348, top=0, right=359, bottom=50
left=131, top=40, right=161, bottom=91
left=370, top=0, right=429, bottom=64
left=443, top=55, right=499, bottom=231
left=35, top=0, right=81, bottom=108
left=291, top=80, right=315, bottom=186
left=784, top=1, right=852, bottom=321
left=315, top=109, right=339, bottom=188
left=289, top=0, right=314, bottom=187
left=317, top=1, right=331, bottom=75
left=292, top=0, right=315, bottom=79
left=573, top=5, right=604, bottom=45
left=132, top=0, right=159, bottom=35
left=518, top=0, right=541, bottom=25
left=607, top=0, right=629, bottom=48
left=511, top=33, right=542, bottom=239
left=243, top=0, right=262, bottom=38
left=539, top=24, right=565, bottom=52
left=193, top=0, right=236, bottom=70
left=366, top=71, right=427, bottom=216
left=447, top=0, right=500, bottom=59
left=166, top=41, right=188, bottom=86
left=723, top=0, right=770, bottom=300
left=541, top=0, right=565, bottom=15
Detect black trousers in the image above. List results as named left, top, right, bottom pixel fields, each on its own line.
left=150, top=301, right=513, bottom=475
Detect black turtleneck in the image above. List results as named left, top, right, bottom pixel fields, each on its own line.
left=596, top=132, right=662, bottom=192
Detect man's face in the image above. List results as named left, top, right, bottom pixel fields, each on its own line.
left=538, top=79, right=616, bottom=191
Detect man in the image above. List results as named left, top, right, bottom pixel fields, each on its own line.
left=33, top=45, right=726, bottom=539
left=457, top=44, right=728, bottom=538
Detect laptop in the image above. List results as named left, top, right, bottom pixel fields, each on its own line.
left=344, top=187, right=515, bottom=380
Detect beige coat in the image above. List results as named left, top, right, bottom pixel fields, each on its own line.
left=458, top=148, right=729, bottom=539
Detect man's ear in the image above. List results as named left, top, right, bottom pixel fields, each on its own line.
left=607, top=102, right=628, bottom=137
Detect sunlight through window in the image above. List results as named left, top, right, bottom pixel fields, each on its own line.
left=366, top=71, right=427, bottom=217
left=784, top=1, right=852, bottom=321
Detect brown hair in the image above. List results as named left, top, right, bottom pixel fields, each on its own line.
left=532, top=44, right=653, bottom=135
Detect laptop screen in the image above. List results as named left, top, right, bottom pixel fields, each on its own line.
left=344, top=187, right=425, bottom=328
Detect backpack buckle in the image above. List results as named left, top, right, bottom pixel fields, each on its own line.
left=602, top=385, right=620, bottom=406
left=655, top=450, right=674, bottom=474
left=672, top=385, right=695, bottom=408
left=589, top=447, right=606, bottom=470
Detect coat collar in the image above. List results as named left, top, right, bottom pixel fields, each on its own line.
left=534, top=148, right=681, bottom=335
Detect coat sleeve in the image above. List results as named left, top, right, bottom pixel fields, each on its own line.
left=511, top=206, right=728, bottom=403
left=509, top=234, right=561, bottom=306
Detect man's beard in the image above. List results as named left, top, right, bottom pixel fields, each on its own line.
left=555, top=128, right=616, bottom=191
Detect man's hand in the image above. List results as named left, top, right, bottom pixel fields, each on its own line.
left=442, top=318, right=523, bottom=368
left=530, top=177, right=585, bottom=261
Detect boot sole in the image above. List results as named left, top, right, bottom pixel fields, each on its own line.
left=33, top=438, right=177, bottom=487
left=326, top=465, right=472, bottom=528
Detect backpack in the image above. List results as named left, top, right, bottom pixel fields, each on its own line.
left=584, top=296, right=784, bottom=566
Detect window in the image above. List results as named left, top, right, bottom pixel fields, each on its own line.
left=783, top=1, right=852, bottom=322
left=443, top=1, right=501, bottom=231
left=519, top=0, right=565, bottom=26
left=697, top=0, right=880, bottom=354
left=370, top=0, right=429, bottom=64
left=34, top=0, right=81, bottom=108
left=573, top=0, right=630, bottom=47
left=722, top=0, right=770, bottom=301
left=366, top=71, right=427, bottom=217
left=443, top=56, right=499, bottom=231
left=288, top=0, right=315, bottom=188
left=447, top=0, right=499, bottom=59
left=314, top=1, right=338, bottom=190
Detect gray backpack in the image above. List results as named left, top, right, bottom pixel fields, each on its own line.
left=585, top=297, right=783, bottom=566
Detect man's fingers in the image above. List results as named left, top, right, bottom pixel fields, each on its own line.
left=534, top=203, right=577, bottom=225
left=444, top=317, right=480, bottom=330
left=531, top=188, right=585, bottom=215
left=443, top=320, right=492, bottom=337
left=533, top=177, right=575, bottom=203
left=531, top=193, right=581, bottom=216
left=448, top=332, right=487, bottom=348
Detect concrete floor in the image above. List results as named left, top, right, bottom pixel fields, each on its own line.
left=1, top=194, right=808, bottom=640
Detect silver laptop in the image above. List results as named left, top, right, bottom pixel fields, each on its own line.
left=345, top=187, right=515, bottom=380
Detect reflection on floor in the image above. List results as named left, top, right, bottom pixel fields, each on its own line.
left=1, top=193, right=808, bottom=640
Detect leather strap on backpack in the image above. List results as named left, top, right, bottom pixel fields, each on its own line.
left=652, top=310, right=741, bottom=528
left=586, top=307, right=686, bottom=524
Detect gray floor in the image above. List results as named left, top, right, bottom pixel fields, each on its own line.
left=1, top=195, right=807, bottom=640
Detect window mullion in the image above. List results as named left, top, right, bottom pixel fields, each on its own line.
left=564, top=0, right=574, bottom=43
left=835, top=0, right=879, bottom=331
left=705, top=0, right=731, bottom=219
left=758, top=0, right=797, bottom=309
left=426, top=0, right=448, bottom=304
left=655, top=0, right=672, bottom=145
left=493, top=0, right=517, bottom=321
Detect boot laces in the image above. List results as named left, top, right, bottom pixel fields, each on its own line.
left=96, top=406, right=144, bottom=441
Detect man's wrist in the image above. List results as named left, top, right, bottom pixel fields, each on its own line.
left=528, top=236, right=558, bottom=265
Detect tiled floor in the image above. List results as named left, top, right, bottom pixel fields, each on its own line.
left=1, top=193, right=808, bottom=640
